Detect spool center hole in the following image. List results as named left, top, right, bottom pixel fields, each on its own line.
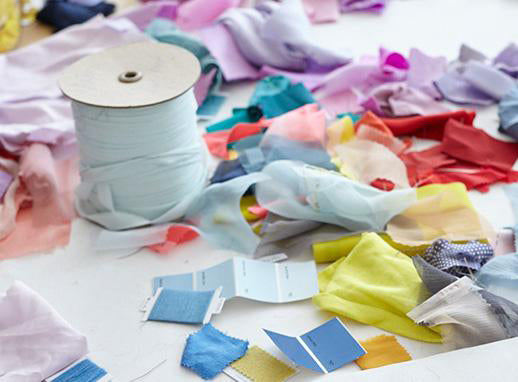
left=125, top=71, right=137, bottom=78
left=118, top=71, right=143, bottom=83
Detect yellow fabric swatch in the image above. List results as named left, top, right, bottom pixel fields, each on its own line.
left=240, top=195, right=260, bottom=222
left=327, top=116, right=355, bottom=154
left=313, top=232, right=442, bottom=343
left=387, top=182, right=492, bottom=246
left=0, top=0, right=20, bottom=53
left=231, top=346, right=297, bottom=382
left=355, top=335, right=412, bottom=370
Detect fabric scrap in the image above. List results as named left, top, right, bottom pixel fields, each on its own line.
left=355, top=335, right=412, bottom=370
left=52, top=359, right=107, bottom=382
left=148, top=289, right=216, bottom=324
left=0, top=281, right=88, bottom=382
left=36, top=0, right=115, bottom=31
left=181, top=324, right=249, bottom=380
left=499, top=86, right=518, bottom=140
left=313, top=233, right=442, bottom=342
left=147, top=225, right=200, bottom=254
left=476, top=253, right=518, bottom=305
left=231, top=345, right=297, bottom=382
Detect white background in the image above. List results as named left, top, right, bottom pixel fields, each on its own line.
left=2, top=0, right=518, bottom=380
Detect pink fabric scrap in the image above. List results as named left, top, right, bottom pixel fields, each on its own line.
left=147, top=224, right=200, bottom=254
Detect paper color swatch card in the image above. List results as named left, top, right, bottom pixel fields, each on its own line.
left=264, top=318, right=366, bottom=373
left=152, top=257, right=318, bottom=303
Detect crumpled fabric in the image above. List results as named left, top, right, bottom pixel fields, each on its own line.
left=476, top=253, right=518, bottom=305
left=422, top=238, right=493, bottom=278
left=380, top=110, right=476, bottom=141
left=313, top=232, right=442, bottom=343
left=408, top=277, right=507, bottom=350
left=340, top=0, right=386, bottom=13
left=361, top=82, right=450, bottom=117
left=238, top=105, right=336, bottom=173
left=256, top=160, right=416, bottom=232
left=334, top=139, right=410, bottom=189
left=0, top=281, right=88, bottom=382
left=498, top=86, right=518, bottom=140
left=0, top=145, right=78, bottom=259
left=145, top=18, right=222, bottom=106
left=206, top=106, right=263, bottom=134
left=316, top=48, right=446, bottom=114
left=210, top=158, right=247, bottom=184
left=0, top=16, right=150, bottom=155
left=435, top=44, right=518, bottom=105
left=181, top=324, right=249, bottom=380
left=203, top=0, right=350, bottom=79
left=353, top=112, right=409, bottom=155
left=494, top=43, right=518, bottom=78
left=176, top=0, right=241, bottom=30
left=387, top=182, right=491, bottom=246
left=36, top=0, right=115, bottom=31
left=250, top=76, right=316, bottom=118
left=0, top=0, right=20, bottom=53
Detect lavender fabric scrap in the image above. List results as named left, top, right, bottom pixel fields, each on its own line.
left=340, top=0, right=386, bottom=13
left=181, top=324, right=248, bottom=380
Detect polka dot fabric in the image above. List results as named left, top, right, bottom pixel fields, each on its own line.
left=422, top=239, right=493, bottom=278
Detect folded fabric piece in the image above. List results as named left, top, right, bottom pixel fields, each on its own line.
left=206, top=107, right=263, bottom=133
left=0, top=281, right=88, bottom=381
left=0, top=145, right=78, bottom=259
left=181, top=324, right=249, bottom=380
left=380, top=110, right=476, bottom=141
left=362, top=82, right=450, bottom=117
left=0, top=17, right=149, bottom=154
left=334, top=139, right=410, bottom=189
left=354, top=112, right=409, bottom=155
left=422, top=238, right=493, bottom=278
left=36, top=0, right=115, bottom=31
left=230, top=345, right=297, bottom=382
left=355, top=335, right=412, bottom=370
left=340, top=0, right=386, bottom=12
left=494, top=43, right=518, bottom=78
left=408, top=277, right=507, bottom=350
left=210, top=159, right=247, bottom=184
left=441, top=119, right=518, bottom=172
left=252, top=77, right=316, bottom=118
left=476, top=253, right=518, bottom=305
left=145, top=18, right=222, bottom=106
left=52, top=359, right=108, bottom=382
left=303, top=0, right=339, bottom=24
left=414, top=256, right=518, bottom=339
left=256, top=160, right=416, bottom=232
left=313, top=233, right=442, bottom=342
left=499, top=86, right=518, bottom=140
left=387, top=182, right=490, bottom=246
left=436, top=45, right=517, bottom=106
left=212, top=0, right=349, bottom=74
left=0, top=0, right=20, bottom=52
left=176, top=0, right=240, bottom=30
left=146, top=289, right=219, bottom=324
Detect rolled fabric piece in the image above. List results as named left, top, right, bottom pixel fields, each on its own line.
left=256, top=160, right=416, bottom=232
left=498, top=86, right=518, bottom=140
left=0, top=281, right=88, bottom=382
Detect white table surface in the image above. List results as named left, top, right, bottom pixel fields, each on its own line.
left=2, top=0, right=518, bottom=380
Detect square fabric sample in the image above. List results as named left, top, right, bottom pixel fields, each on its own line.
left=147, top=289, right=217, bottom=324
left=355, top=335, right=412, bottom=370
left=181, top=324, right=249, bottom=380
left=231, top=346, right=297, bottom=382
left=52, top=359, right=108, bottom=382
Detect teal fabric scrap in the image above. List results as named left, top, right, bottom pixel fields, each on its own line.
left=197, top=94, right=226, bottom=118
left=53, top=359, right=107, bottom=382
left=337, top=112, right=362, bottom=123
left=145, top=18, right=222, bottom=91
left=149, top=289, right=216, bottom=324
left=250, top=76, right=316, bottom=118
left=181, top=324, right=248, bottom=380
left=205, top=106, right=263, bottom=133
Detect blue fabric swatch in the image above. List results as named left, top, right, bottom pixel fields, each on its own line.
left=197, top=94, right=226, bottom=117
left=210, top=159, right=247, bottom=184
left=181, top=324, right=248, bottom=380
left=504, top=184, right=518, bottom=223
left=37, top=0, right=115, bottom=31
left=149, top=289, right=215, bottom=324
left=53, top=359, right=107, bottom=382
left=498, top=86, right=518, bottom=140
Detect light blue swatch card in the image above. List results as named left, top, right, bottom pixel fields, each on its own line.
left=152, top=257, right=318, bottom=303
left=264, top=318, right=366, bottom=373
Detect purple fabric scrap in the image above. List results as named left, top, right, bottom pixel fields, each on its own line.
left=340, top=0, right=386, bottom=13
